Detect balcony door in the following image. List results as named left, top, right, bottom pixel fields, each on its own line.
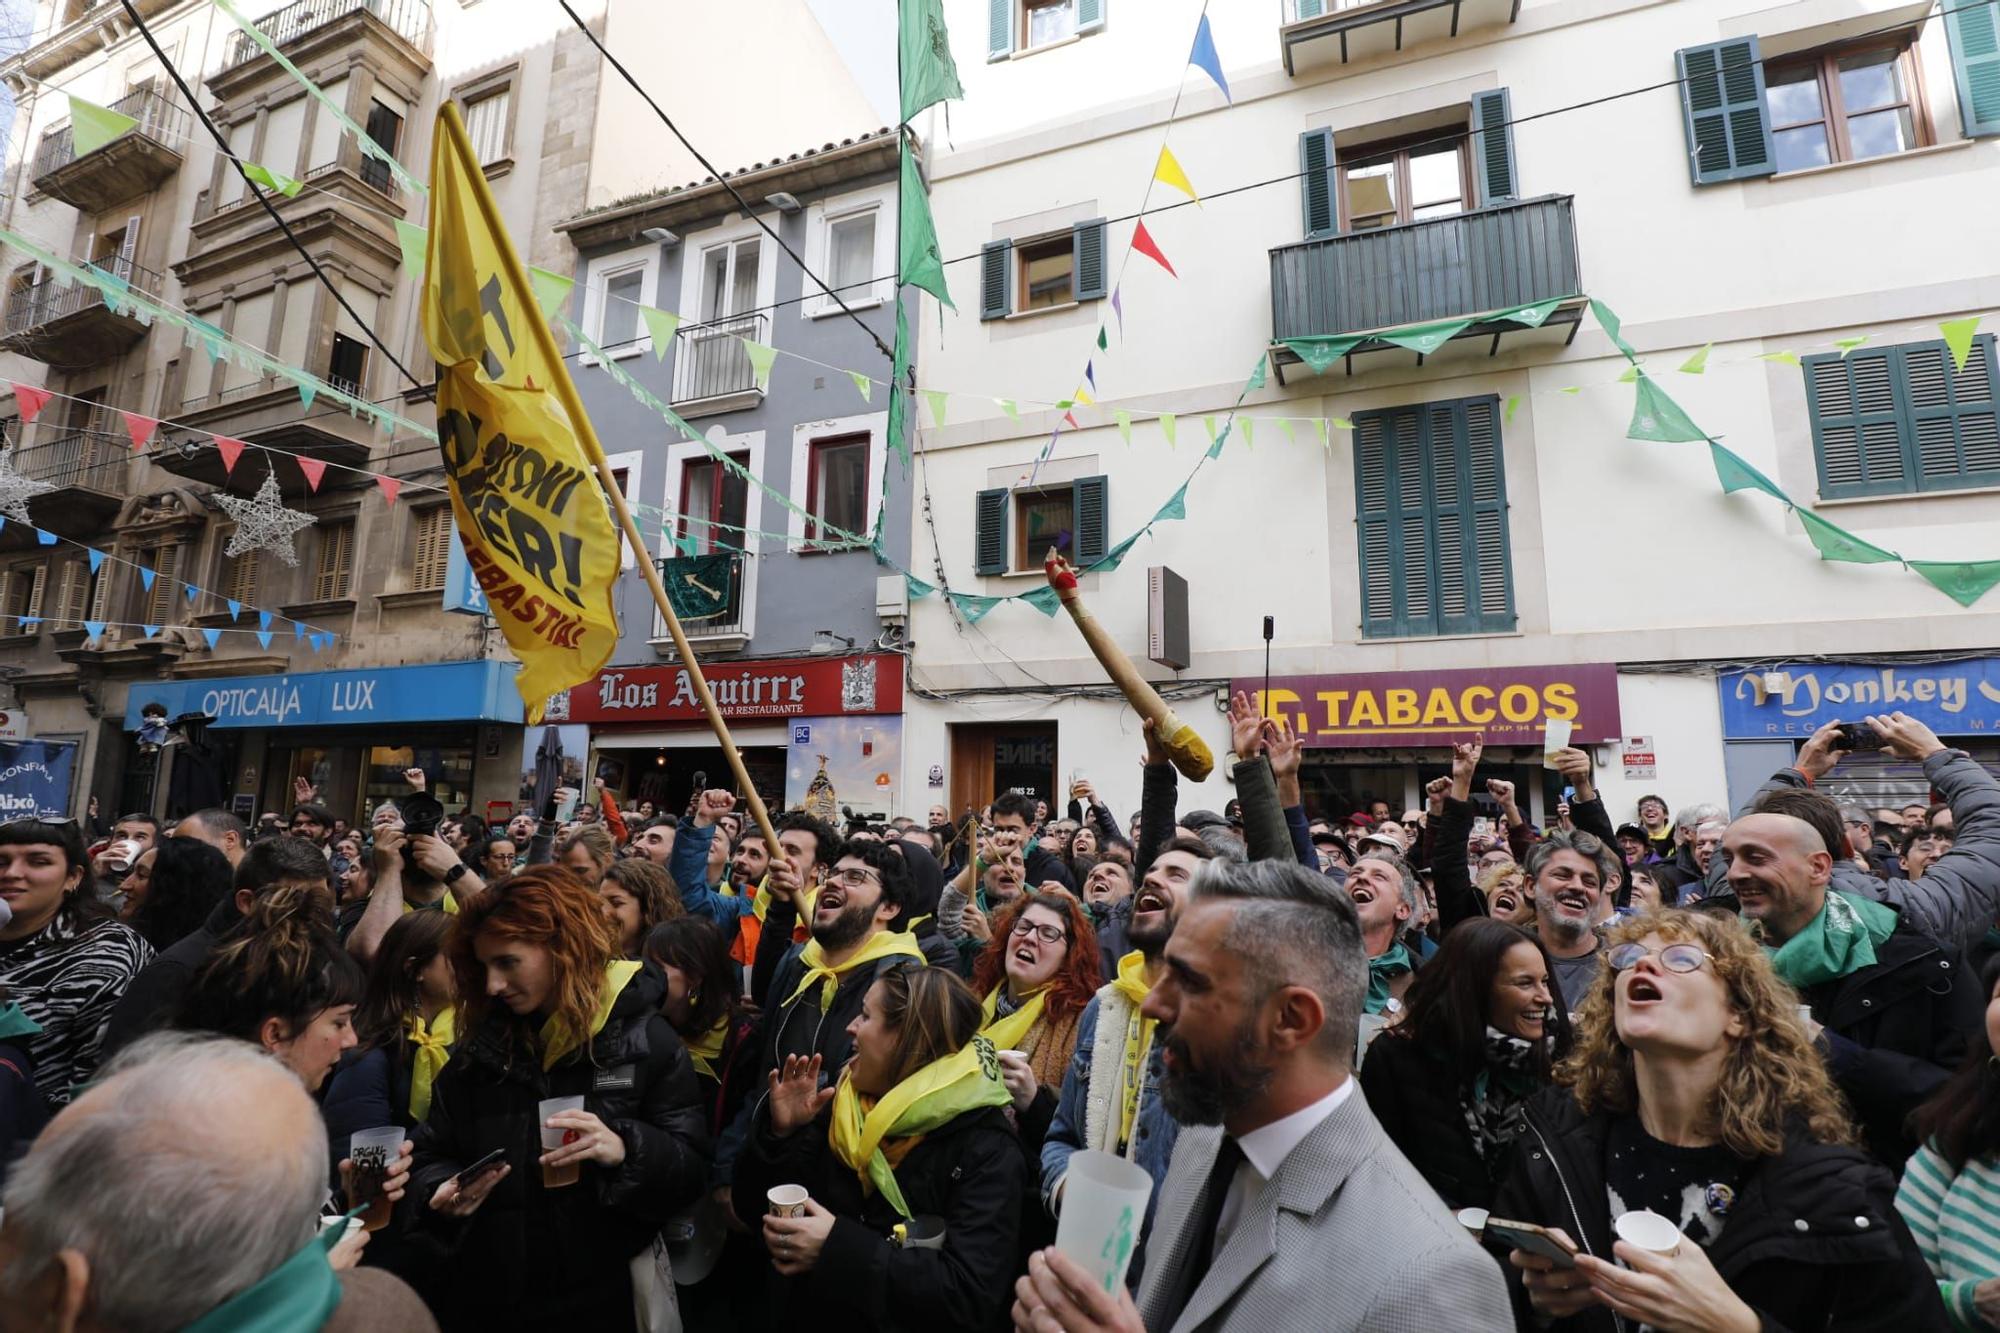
left=679, top=452, right=750, bottom=553
left=700, top=239, right=760, bottom=323
left=93, top=215, right=141, bottom=282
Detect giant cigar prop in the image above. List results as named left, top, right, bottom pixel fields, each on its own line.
left=1045, top=550, right=1215, bottom=782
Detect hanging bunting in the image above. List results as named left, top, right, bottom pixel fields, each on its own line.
left=295, top=621, right=307, bottom=640
left=1940, top=318, right=1982, bottom=372
left=1278, top=419, right=1295, bottom=447
left=1679, top=343, right=1713, bottom=375
left=259, top=611, right=273, bottom=631
left=202, top=628, right=222, bottom=650
left=226, top=599, right=242, bottom=621
left=527, top=267, right=575, bottom=319
left=1504, top=395, right=1522, bottom=424
left=741, top=338, right=778, bottom=391
left=87, top=548, right=104, bottom=574
left=66, top=95, right=137, bottom=156
left=1239, top=418, right=1254, bottom=449
left=83, top=620, right=106, bottom=641
left=296, top=456, right=327, bottom=491
left=215, top=436, right=246, bottom=474
left=217, top=473, right=316, bottom=567
left=140, top=566, right=155, bottom=591
left=1381, top=317, right=1472, bottom=356
left=923, top=389, right=950, bottom=427
left=13, top=385, right=51, bottom=422
left=1834, top=334, right=1870, bottom=357
left=1759, top=350, right=1801, bottom=367
left=904, top=573, right=935, bottom=600
left=0, top=447, right=56, bottom=521
left=1114, top=409, right=1132, bottom=445
left=1590, top=299, right=1636, bottom=358
left=121, top=411, right=158, bottom=450
left=242, top=163, right=304, bottom=197
left=257, top=630, right=275, bottom=650
left=1909, top=560, right=2000, bottom=609
left=142, top=623, right=159, bottom=638
left=887, top=301, right=912, bottom=470
left=1111, top=286, right=1124, bottom=339
left=1154, top=145, right=1200, bottom=204
left=1156, top=483, right=1189, bottom=521
left=897, top=141, right=953, bottom=308
left=1097, top=326, right=1108, bottom=351
left=1020, top=585, right=1063, bottom=616
left=1073, top=388, right=1095, bottom=407
left=898, top=0, right=963, bottom=122
left=1160, top=412, right=1176, bottom=448
left=185, top=585, right=202, bottom=605
left=996, top=398, right=1019, bottom=421
left=1085, top=361, right=1096, bottom=390
left=1708, top=443, right=1786, bottom=499
left=375, top=475, right=402, bottom=505
left=955, top=593, right=1000, bottom=624
left=1616, top=365, right=1640, bottom=384
left=1627, top=374, right=1707, bottom=443
left=1795, top=509, right=1898, bottom=565
left=641, top=307, right=681, bottom=358
left=1130, top=219, right=1178, bottom=278
left=1187, top=14, right=1231, bottom=102
left=393, top=220, right=427, bottom=281
left=34, top=528, right=55, bottom=547
left=849, top=371, right=872, bottom=402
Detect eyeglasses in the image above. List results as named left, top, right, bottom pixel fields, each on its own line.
left=825, top=866, right=881, bottom=888
left=1010, top=920, right=1067, bottom=945
left=1607, top=941, right=1713, bottom=974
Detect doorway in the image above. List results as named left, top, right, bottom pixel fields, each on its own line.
left=949, top=722, right=1057, bottom=821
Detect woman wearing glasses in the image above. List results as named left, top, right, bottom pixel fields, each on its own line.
left=0, top=818, right=151, bottom=1106
left=1496, top=910, right=1944, bottom=1332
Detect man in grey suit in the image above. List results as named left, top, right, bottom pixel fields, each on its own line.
left=1013, top=858, right=1511, bottom=1332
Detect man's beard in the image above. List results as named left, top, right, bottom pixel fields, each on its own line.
left=1532, top=884, right=1593, bottom=943
left=811, top=897, right=876, bottom=952
left=1127, top=911, right=1174, bottom=956
left=1158, top=1018, right=1275, bottom=1126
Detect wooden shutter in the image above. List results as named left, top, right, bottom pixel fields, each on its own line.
left=222, top=543, right=258, bottom=605
left=1905, top=337, right=2000, bottom=490
left=974, top=488, right=1009, bottom=575
left=1469, top=88, right=1518, bottom=205
left=22, top=564, right=45, bottom=620
left=980, top=240, right=1012, bottom=321
left=145, top=546, right=178, bottom=624
left=1945, top=1, right=2000, bottom=137
left=1461, top=398, right=1514, bottom=628
left=314, top=521, right=353, bottom=601
left=414, top=507, right=452, bottom=589
left=1071, top=220, right=1107, bottom=302
left=54, top=559, right=86, bottom=627
left=1078, top=0, right=1105, bottom=34
left=988, top=0, right=1013, bottom=59
left=1299, top=128, right=1337, bottom=239
left=1071, top=475, right=1109, bottom=565
left=113, top=214, right=141, bottom=280
left=1675, top=39, right=1774, bottom=184
left=1353, top=414, right=1401, bottom=637
left=1807, top=348, right=1914, bottom=497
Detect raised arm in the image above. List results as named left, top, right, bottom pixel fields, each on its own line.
left=1435, top=741, right=1485, bottom=933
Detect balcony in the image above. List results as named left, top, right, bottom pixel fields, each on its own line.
left=1280, top=0, right=1520, bottom=75
left=178, top=160, right=404, bottom=293
left=31, top=89, right=187, bottom=213
left=16, top=428, right=127, bottom=523
left=1268, top=195, right=1583, bottom=382
left=217, top=0, right=432, bottom=74
left=0, top=259, right=162, bottom=368
left=6, top=0, right=179, bottom=83
left=670, top=313, right=769, bottom=417
left=154, top=378, right=375, bottom=494
left=650, top=552, right=751, bottom=653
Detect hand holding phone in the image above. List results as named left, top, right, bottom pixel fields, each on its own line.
left=450, top=1147, right=508, bottom=1190
left=1487, top=1217, right=1579, bottom=1269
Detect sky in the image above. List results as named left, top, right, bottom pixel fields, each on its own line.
left=805, top=0, right=898, bottom=127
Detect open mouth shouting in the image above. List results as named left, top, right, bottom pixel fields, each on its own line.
left=1492, top=889, right=1522, bottom=916
left=1552, top=889, right=1591, bottom=918
left=1624, top=973, right=1664, bottom=1005
left=1350, top=883, right=1378, bottom=907
left=1132, top=885, right=1171, bottom=917
left=814, top=884, right=847, bottom=922
left=1013, top=940, right=1040, bottom=967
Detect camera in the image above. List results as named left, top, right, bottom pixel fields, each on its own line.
left=1830, top=722, right=1885, bottom=752
left=398, top=794, right=445, bottom=878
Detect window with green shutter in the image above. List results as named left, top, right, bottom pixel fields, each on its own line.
left=1353, top=395, right=1514, bottom=638
left=1806, top=335, right=2000, bottom=499
left=1675, top=38, right=1775, bottom=184
left=980, top=240, right=1012, bottom=321
left=1071, top=219, right=1107, bottom=301
left=974, top=488, right=1010, bottom=574
left=1945, top=0, right=2000, bottom=137
left=1469, top=88, right=1518, bottom=204
left=1299, top=128, right=1336, bottom=239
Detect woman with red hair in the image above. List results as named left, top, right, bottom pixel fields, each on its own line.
left=404, top=865, right=709, bottom=1329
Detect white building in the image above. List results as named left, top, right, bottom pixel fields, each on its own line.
left=899, top=0, right=2000, bottom=831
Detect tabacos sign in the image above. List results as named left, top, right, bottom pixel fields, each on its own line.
left=553, top=654, right=904, bottom=724
left=1237, top=663, right=1622, bottom=749
left=1718, top=660, right=2000, bottom=738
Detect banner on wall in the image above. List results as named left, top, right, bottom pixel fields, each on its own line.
left=0, top=740, right=76, bottom=818
left=786, top=717, right=904, bottom=819
left=1717, top=660, right=2000, bottom=738
left=1238, top=664, right=1623, bottom=749
left=549, top=654, right=904, bottom=725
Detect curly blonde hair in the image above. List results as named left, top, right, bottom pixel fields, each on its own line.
left=1478, top=861, right=1532, bottom=925
left=1560, top=909, right=1855, bottom=1157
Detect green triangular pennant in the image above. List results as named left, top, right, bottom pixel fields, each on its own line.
left=1759, top=350, right=1801, bottom=367
left=1628, top=375, right=1707, bottom=443
left=897, top=142, right=953, bottom=308
left=296, top=376, right=316, bottom=411
left=1096, top=326, right=1108, bottom=351
left=1834, top=335, right=1870, bottom=357
left=1330, top=417, right=1354, bottom=431
left=1093, top=534, right=1141, bottom=573
left=1380, top=317, right=1472, bottom=355
left=67, top=94, right=137, bottom=156
left=1708, top=443, right=1786, bottom=499
left=1312, top=418, right=1328, bottom=450
left=1239, top=417, right=1254, bottom=449
left=887, top=301, right=912, bottom=470
left=904, top=573, right=936, bottom=600
left=996, top=398, right=1019, bottom=421
left=955, top=593, right=1001, bottom=624
left=1908, top=559, right=2000, bottom=608
left=1156, top=484, right=1189, bottom=521
left=1020, top=586, right=1062, bottom=616
left=243, top=162, right=303, bottom=196
left=1940, top=318, right=1982, bottom=373
left=1282, top=335, right=1362, bottom=375
left=393, top=219, right=427, bottom=281
left=1278, top=419, right=1295, bottom=447
left=1616, top=365, right=1639, bottom=384
left=1159, top=413, right=1176, bottom=448
left=1679, top=342, right=1712, bottom=375
left=1114, top=409, right=1132, bottom=445
left=923, top=389, right=949, bottom=427
left=1504, top=395, right=1522, bottom=424
left=640, top=307, right=682, bottom=359
left=1796, top=508, right=1898, bottom=565
left=1497, top=297, right=1564, bottom=329
left=741, top=338, right=778, bottom=391
left=528, top=267, right=575, bottom=318
left=849, top=371, right=872, bottom=402
left=1247, top=354, right=1268, bottom=392
left=898, top=0, right=963, bottom=121
left=1590, top=298, right=1636, bottom=357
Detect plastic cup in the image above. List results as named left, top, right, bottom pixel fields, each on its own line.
left=538, top=1096, right=586, bottom=1189
left=347, top=1126, right=403, bottom=1231
left=1053, top=1149, right=1154, bottom=1295
left=1797, top=1003, right=1815, bottom=1026
left=317, top=1214, right=362, bottom=1242
left=896, top=1215, right=946, bottom=1250
left=1355, top=1012, right=1390, bottom=1067
left=1457, top=1207, right=1489, bottom=1238
left=766, top=1184, right=809, bottom=1218
left=1614, top=1210, right=1683, bottom=1255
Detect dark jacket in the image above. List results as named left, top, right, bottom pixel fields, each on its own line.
left=99, top=895, right=237, bottom=1060
left=1023, top=843, right=1075, bottom=893
left=323, top=1045, right=416, bottom=1185
left=1493, top=1090, right=1950, bottom=1333
left=1134, top=760, right=1178, bottom=880
left=732, top=1099, right=1024, bottom=1332
left=1359, top=1029, right=1533, bottom=1211
left=1802, top=917, right=1979, bottom=1171
left=0, top=1034, right=48, bottom=1190
left=1434, top=795, right=1486, bottom=934
left=405, top=965, right=709, bottom=1330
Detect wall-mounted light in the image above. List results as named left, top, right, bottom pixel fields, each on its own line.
left=641, top=226, right=678, bottom=246
left=809, top=629, right=857, bottom=656
left=764, top=191, right=802, bottom=213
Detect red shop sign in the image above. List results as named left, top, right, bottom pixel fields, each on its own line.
left=1233, top=663, right=1622, bottom=749
left=552, top=653, right=903, bottom=724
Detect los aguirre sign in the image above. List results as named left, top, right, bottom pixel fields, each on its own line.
left=1234, top=664, right=1622, bottom=749
left=549, top=654, right=904, bottom=724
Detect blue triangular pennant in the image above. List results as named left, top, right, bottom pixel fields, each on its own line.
left=259, top=610, right=273, bottom=631
left=184, top=584, right=201, bottom=604
left=83, top=620, right=105, bottom=639
left=140, top=566, right=155, bottom=591
left=226, top=599, right=241, bottom=621
left=202, top=627, right=222, bottom=650
left=257, top=630, right=273, bottom=650
left=35, top=528, right=55, bottom=546
left=1188, top=14, right=1231, bottom=103
left=141, top=623, right=159, bottom=638
left=87, top=548, right=104, bottom=573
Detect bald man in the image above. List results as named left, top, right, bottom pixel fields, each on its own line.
left=0, top=1032, right=436, bottom=1332
left=1723, top=811, right=1980, bottom=1169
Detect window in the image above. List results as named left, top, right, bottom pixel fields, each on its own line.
left=462, top=85, right=512, bottom=167
left=991, top=0, right=1103, bottom=58
left=700, top=238, right=761, bottom=322
left=973, top=475, right=1109, bottom=574
left=53, top=554, right=109, bottom=629
left=1300, top=91, right=1514, bottom=241
left=1353, top=395, right=1514, bottom=638
left=2, top=564, right=45, bottom=628
left=1025, top=0, right=1077, bottom=48
left=359, top=101, right=403, bottom=194
left=598, top=266, right=644, bottom=350
left=1765, top=39, right=1929, bottom=171
left=979, top=220, right=1107, bottom=321
left=827, top=211, right=876, bottom=301
left=327, top=333, right=367, bottom=396
left=220, top=540, right=257, bottom=606
left=1340, top=137, right=1468, bottom=230
left=680, top=453, right=750, bottom=553
left=141, top=546, right=178, bottom=626
left=1806, top=335, right=2000, bottom=498
left=805, top=435, right=869, bottom=546
left=412, top=508, right=451, bottom=590
left=583, top=246, right=658, bottom=358
left=312, top=521, right=354, bottom=601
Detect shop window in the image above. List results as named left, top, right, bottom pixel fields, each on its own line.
left=312, top=521, right=354, bottom=602
left=412, top=507, right=451, bottom=590
left=805, top=434, right=869, bottom=547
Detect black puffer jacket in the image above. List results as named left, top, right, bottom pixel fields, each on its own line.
left=1359, top=1029, right=1545, bottom=1211
left=1492, top=1090, right=1949, bottom=1333
left=732, top=1099, right=1025, bottom=1332
left=405, top=965, right=709, bottom=1330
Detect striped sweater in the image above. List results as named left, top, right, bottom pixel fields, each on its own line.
left=0, top=910, right=152, bottom=1106
left=1896, top=1139, right=2000, bottom=1332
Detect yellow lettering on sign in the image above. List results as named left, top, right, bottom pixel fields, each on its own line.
left=1318, top=690, right=1348, bottom=732
left=1544, top=683, right=1578, bottom=719
left=1500, top=685, right=1537, bottom=722
left=1385, top=688, right=1419, bottom=726
left=1420, top=687, right=1460, bottom=725
left=1461, top=686, right=1496, bottom=723
left=1349, top=691, right=1384, bottom=726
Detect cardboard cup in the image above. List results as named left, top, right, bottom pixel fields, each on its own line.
left=1614, top=1210, right=1683, bottom=1254
left=767, top=1184, right=809, bottom=1218
left=1457, top=1207, right=1489, bottom=1237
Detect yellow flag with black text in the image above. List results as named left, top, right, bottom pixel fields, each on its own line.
left=421, top=104, right=619, bottom=722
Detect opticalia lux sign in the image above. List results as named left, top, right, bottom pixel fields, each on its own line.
left=1236, top=664, right=1622, bottom=749
left=1718, top=660, right=2000, bottom=738
left=122, top=661, right=524, bottom=730
left=550, top=654, right=904, bottom=724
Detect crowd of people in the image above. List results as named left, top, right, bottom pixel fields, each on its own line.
left=1, top=704, right=1997, bottom=1331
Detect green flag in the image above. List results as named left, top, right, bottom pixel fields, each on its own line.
left=1278, top=418, right=1295, bottom=447
left=898, top=0, right=962, bottom=122
left=955, top=593, right=1001, bottom=624
left=1114, top=409, right=1132, bottom=445
left=1909, top=559, right=2000, bottom=608
left=1496, top=296, right=1564, bottom=328
left=1679, top=342, right=1712, bottom=374
left=742, top=338, right=778, bottom=390
left=996, top=398, right=1019, bottom=421
left=641, top=307, right=682, bottom=359
left=1247, top=354, right=1268, bottom=391
left=924, top=388, right=949, bottom=427
left=1380, top=316, right=1472, bottom=356
left=1834, top=335, right=1870, bottom=357
left=1940, top=318, right=1982, bottom=372
left=1160, top=413, right=1176, bottom=448
left=1759, top=350, right=1801, bottom=368
left=528, top=267, right=574, bottom=318
left=68, top=94, right=136, bottom=156
left=1282, top=335, right=1363, bottom=374
left=242, top=162, right=304, bottom=196
left=887, top=302, right=912, bottom=470
left=1330, top=417, right=1353, bottom=430
left=898, top=142, right=953, bottom=308
left=393, top=219, right=427, bottom=281
left=1156, top=484, right=1189, bottom=521
left=849, top=371, right=873, bottom=402
left=1097, top=326, right=1108, bottom=351
left=1708, top=443, right=1786, bottom=499
left=1240, top=417, right=1254, bottom=449
left=1504, top=395, right=1522, bottom=424
left=905, top=573, right=936, bottom=600
left=1796, top=509, right=1898, bottom=564
left=1312, top=418, right=1328, bottom=450
left=1616, top=364, right=1639, bottom=384
left=663, top=552, right=737, bottom=620
left=1590, top=298, right=1636, bottom=357
left=1628, top=375, right=1706, bottom=443
left=1020, top=586, right=1062, bottom=616
left=1094, top=533, right=1141, bottom=573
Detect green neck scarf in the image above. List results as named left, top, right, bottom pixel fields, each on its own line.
left=1364, top=939, right=1414, bottom=1015
left=182, top=1218, right=345, bottom=1333
left=0, top=1001, right=42, bottom=1042
left=1766, top=891, right=1897, bottom=989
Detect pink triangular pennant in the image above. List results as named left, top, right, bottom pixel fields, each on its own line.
left=297, top=456, right=327, bottom=491
left=1063, top=411, right=1080, bottom=429
left=121, top=411, right=159, bottom=450
left=14, top=385, right=52, bottom=422
left=375, top=475, right=402, bottom=505
left=214, top=436, right=245, bottom=473
left=1131, top=219, right=1178, bottom=278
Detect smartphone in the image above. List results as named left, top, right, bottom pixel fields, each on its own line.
left=1831, top=722, right=1884, bottom=752
left=450, top=1148, right=507, bottom=1189
left=1484, top=1218, right=1578, bottom=1269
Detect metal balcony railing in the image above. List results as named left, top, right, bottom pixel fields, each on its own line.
left=1270, top=195, right=1579, bottom=343
left=670, top=312, right=770, bottom=407
left=650, top=552, right=747, bottom=640
left=14, top=428, right=127, bottom=493
left=32, top=88, right=188, bottom=181
left=222, top=0, right=434, bottom=68
left=2, top=257, right=163, bottom=337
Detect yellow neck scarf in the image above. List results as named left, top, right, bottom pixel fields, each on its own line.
left=538, top=960, right=642, bottom=1070
left=686, top=1015, right=730, bottom=1080
left=1111, top=950, right=1157, bottom=1156
left=784, top=930, right=927, bottom=1012
left=401, top=891, right=460, bottom=916
left=405, top=1008, right=455, bottom=1123
left=827, top=1033, right=1012, bottom=1217
left=980, top=984, right=1048, bottom=1054
left=748, top=874, right=820, bottom=923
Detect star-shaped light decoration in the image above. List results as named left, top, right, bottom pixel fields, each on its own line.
left=217, top=473, right=316, bottom=568
left=0, top=446, right=57, bottom=522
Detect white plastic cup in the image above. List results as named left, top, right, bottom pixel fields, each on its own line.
left=1457, top=1207, right=1489, bottom=1237
left=1053, top=1149, right=1155, bottom=1295
left=1797, top=1003, right=1815, bottom=1026
left=1614, top=1209, right=1683, bottom=1254
left=766, top=1184, right=809, bottom=1218
left=347, top=1126, right=403, bottom=1232
left=538, top=1095, right=586, bottom=1189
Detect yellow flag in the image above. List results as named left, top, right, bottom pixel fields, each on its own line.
left=421, top=104, right=620, bottom=722
left=1154, top=145, right=1199, bottom=205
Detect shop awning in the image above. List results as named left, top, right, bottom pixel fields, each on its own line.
left=123, top=660, right=523, bottom=730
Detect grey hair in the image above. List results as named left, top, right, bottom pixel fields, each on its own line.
left=1191, top=858, right=1366, bottom=1066
left=1674, top=802, right=1727, bottom=834
left=1839, top=804, right=1872, bottom=828
left=1524, top=828, right=1622, bottom=890
left=1194, top=824, right=1247, bottom=864
left=0, top=1033, right=325, bottom=1331
left=1361, top=849, right=1422, bottom=917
